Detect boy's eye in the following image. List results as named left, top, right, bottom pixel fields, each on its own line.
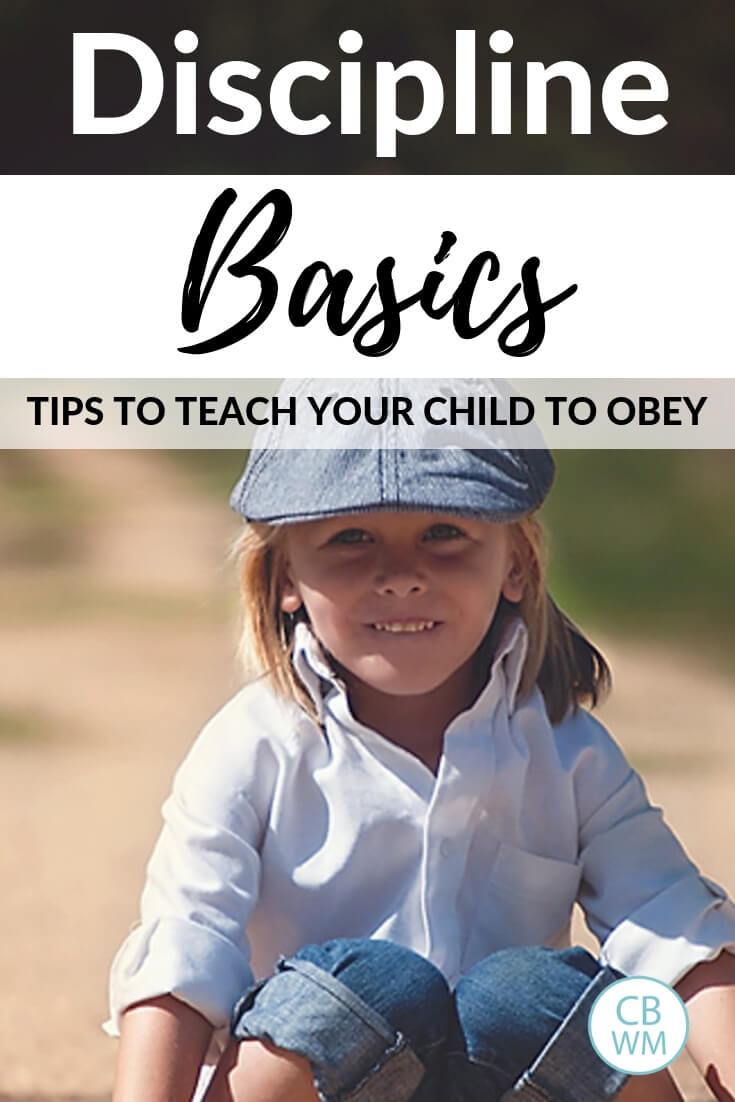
left=328, top=527, right=372, bottom=545
left=423, top=522, right=465, bottom=542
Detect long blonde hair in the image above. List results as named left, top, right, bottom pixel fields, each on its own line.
left=234, top=514, right=610, bottom=725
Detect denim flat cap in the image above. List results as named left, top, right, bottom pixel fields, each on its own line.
left=230, top=379, right=554, bottom=524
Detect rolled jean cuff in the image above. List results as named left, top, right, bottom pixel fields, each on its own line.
left=503, top=965, right=629, bottom=1102
left=231, top=956, right=425, bottom=1102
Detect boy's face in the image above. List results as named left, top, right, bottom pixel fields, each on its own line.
left=280, top=511, right=525, bottom=707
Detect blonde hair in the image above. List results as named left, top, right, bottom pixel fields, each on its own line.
left=234, top=514, right=610, bottom=726
left=504, top=516, right=611, bottom=722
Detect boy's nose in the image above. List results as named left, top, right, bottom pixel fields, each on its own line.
left=374, top=562, right=427, bottom=598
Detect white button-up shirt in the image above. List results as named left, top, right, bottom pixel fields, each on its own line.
left=107, top=619, right=735, bottom=1040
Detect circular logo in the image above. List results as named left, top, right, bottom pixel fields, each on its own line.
left=587, top=976, right=689, bottom=1075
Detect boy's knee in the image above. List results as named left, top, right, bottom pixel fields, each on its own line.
left=231, top=938, right=447, bottom=1101
left=294, top=938, right=451, bottom=1052
left=454, top=946, right=600, bottom=1066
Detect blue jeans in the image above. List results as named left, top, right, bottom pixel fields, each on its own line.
left=230, top=940, right=629, bottom=1102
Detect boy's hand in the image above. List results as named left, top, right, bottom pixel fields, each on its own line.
left=676, top=950, right=735, bottom=1102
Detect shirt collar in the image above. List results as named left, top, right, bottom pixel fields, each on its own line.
left=479, top=614, right=528, bottom=717
left=290, top=621, right=334, bottom=723
left=291, top=614, right=529, bottom=724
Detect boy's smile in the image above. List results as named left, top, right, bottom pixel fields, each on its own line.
left=371, top=620, right=437, bottom=633
left=281, top=511, right=525, bottom=739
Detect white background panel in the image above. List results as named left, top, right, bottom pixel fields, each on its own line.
left=3, top=175, right=731, bottom=380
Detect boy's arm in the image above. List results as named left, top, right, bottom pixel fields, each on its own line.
left=676, top=950, right=735, bottom=1102
left=113, top=995, right=214, bottom=1102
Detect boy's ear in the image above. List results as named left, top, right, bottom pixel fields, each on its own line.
left=280, top=566, right=303, bottom=613
left=502, top=548, right=526, bottom=604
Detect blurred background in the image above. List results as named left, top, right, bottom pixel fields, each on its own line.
left=0, top=448, right=733, bottom=1101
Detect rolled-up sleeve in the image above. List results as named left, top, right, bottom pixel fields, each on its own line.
left=105, top=697, right=275, bottom=1034
left=571, top=714, right=735, bottom=986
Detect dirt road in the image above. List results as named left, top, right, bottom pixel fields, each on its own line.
left=0, top=451, right=731, bottom=1101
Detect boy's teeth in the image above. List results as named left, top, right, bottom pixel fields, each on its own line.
left=373, top=621, right=437, bottom=633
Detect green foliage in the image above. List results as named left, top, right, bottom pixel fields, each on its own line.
left=161, top=450, right=245, bottom=496
left=0, top=707, right=48, bottom=744
left=0, top=453, right=91, bottom=566
left=543, top=452, right=735, bottom=664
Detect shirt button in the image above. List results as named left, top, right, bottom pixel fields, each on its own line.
left=439, top=838, right=454, bottom=858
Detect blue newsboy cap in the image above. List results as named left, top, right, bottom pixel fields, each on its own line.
left=230, top=379, right=554, bottom=524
